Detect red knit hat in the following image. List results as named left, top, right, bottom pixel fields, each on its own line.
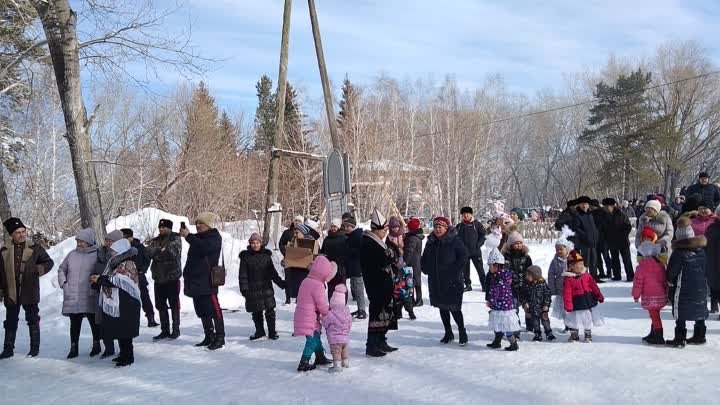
left=407, top=218, right=421, bottom=232
left=434, top=216, right=450, bottom=228
left=641, top=226, right=658, bottom=242
left=567, top=250, right=584, bottom=264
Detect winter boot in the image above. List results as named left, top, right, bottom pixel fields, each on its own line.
left=458, top=328, right=468, bottom=347
left=195, top=317, right=215, bottom=347
left=584, top=330, right=592, bottom=343
left=153, top=310, right=171, bottom=340
left=560, top=326, right=569, bottom=334
left=532, top=332, right=543, bottom=342
left=711, top=299, right=719, bottom=314
left=147, top=315, right=159, bottom=328
left=505, top=335, right=519, bottom=351
left=250, top=312, right=266, bottom=341
left=545, top=331, right=557, bottom=341
left=414, top=298, right=424, bottom=307
left=365, top=334, right=387, bottom=357
left=666, top=326, right=687, bottom=348
left=687, top=324, right=707, bottom=345
left=67, top=343, right=79, bottom=359
left=355, top=310, right=367, bottom=320
left=314, top=350, right=333, bottom=366
left=89, top=340, right=102, bottom=357
left=100, top=339, right=115, bottom=359
left=297, top=356, right=316, bottom=372
left=342, top=359, right=350, bottom=368
left=568, top=329, right=580, bottom=342
left=0, top=326, right=17, bottom=359
left=27, top=322, right=40, bottom=357
left=464, top=284, right=472, bottom=292
left=643, top=329, right=665, bottom=345
left=486, top=332, right=503, bottom=349
left=267, top=311, right=279, bottom=340
left=169, top=307, right=181, bottom=339
left=115, top=341, right=134, bottom=367
left=328, top=361, right=343, bottom=373
left=440, top=331, right=454, bottom=344
left=409, top=311, right=417, bottom=321
left=379, top=336, right=398, bottom=353
left=207, top=318, right=225, bottom=350
left=642, top=327, right=653, bottom=341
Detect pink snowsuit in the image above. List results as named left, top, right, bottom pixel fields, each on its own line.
left=293, top=256, right=337, bottom=337
left=321, top=284, right=352, bottom=345
left=632, top=257, right=668, bottom=311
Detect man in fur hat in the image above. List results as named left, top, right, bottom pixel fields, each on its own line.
left=145, top=219, right=183, bottom=340
left=0, top=217, right=54, bottom=359
left=456, top=207, right=486, bottom=292
left=570, top=196, right=602, bottom=283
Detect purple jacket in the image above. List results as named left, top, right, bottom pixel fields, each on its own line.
left=321, top=306, right=352, bottom=345
left=485, top=268, right=515, bottom=311
left=293, top=256, right=337, bottom=337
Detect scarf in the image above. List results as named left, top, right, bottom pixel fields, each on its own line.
left=99, top=248, right=141, bottom=318
left=1, top=239, right=35, bottom=305
left=364, top=230, right=387, bottom=250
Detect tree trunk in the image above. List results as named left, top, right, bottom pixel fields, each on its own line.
left=0, top=168, right=12, bottom=237
left=33, top=0, right=106, bottom=240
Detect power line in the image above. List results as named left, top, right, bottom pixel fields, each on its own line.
left=382, top=69, right=720, bottom=144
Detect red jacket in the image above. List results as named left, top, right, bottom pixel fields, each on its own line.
left=563, top=271, right=604, bottom=312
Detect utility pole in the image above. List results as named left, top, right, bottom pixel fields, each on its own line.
left=308, top=0, right=340, bottom=149
left=262, top=0, right=292, bottom=245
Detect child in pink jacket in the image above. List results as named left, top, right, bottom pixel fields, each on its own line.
left=294, top=255, right=337, bottom=372
left=321, top=284, right=352, bottom=373
left=632, top=241, right=668, bottom=346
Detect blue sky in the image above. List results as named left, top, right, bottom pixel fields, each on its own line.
left=145, top=0, right=720, bottom=115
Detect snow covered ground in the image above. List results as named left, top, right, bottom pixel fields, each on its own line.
left=1, top=209, right=719, bottom=405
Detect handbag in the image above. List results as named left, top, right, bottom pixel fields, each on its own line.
left=207, top=243, right=226, bottom=287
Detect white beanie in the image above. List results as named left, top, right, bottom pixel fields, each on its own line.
left=488, top=248, right=505, bottom=265
left=293, top=215, right=305, bottom=225
left=331, top=218, right=342, bottom=229
left=110, top=238, right=131, bottom=255
left=645, top=200, right=662, bottom=214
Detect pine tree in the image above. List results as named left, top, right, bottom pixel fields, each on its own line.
left=581, top=69, right=657, bottom=195
left=254, top=75, right=276, bottom=151
left=218, top=110, right=238, bottom=152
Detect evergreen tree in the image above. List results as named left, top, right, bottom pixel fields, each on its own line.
left=254, top=75, right=276, bottom=151
left=337, top=75, right=360, bottom=135
left=218, top=110, right=238, bottom=151
left=581, top=69, right=657, bottom=195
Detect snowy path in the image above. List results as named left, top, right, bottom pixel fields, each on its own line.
left=2, top=280, right=719, bottom=405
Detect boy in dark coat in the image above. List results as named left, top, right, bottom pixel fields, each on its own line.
left=240, top=233, right=286, bottom=340
left=522, top=266, right=555, bottom=342
left=455, top=207, right=487, bottom=292
left=0, top=218, right=54, bottom=359
left=145, top=219, right=183, bottom=340
left=180, top=212, right=225, bottom=351
left=403, top=218, right=425, bottom=306
left=666, top=223, right=709, bottom=347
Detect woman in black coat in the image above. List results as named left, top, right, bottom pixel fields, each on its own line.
left=666, top=226, right=709, bottom=347
left=90, top=239, right=141, bottom=367
left=360, top=210, right=398, bottom=357
left=239, top=234, right=286, bottom=341
left=320, top=222, right=348, bottom=301
left=404, top=218, right=425, bottom=306
left=421, top=217, right=469, bottom=346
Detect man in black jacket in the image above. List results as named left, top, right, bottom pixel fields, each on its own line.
left=598, top=198, right=634, bottom=281
left=122, top=228, right=158, bottom=328
left=570, top=196, right=603, bottom=283
left=591, top=200, right=611, bottom=279
left=145, top=219, right=183, bottom=340
left=683, top=172, right=720, bottom=210
left=455, top=207, right=486, bottom=292
left=342, top=214, right=367, bottom=319
left=554, top=199, right=578, bottom=231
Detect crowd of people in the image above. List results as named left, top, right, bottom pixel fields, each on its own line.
left=0, top=171, right=719, bottom=370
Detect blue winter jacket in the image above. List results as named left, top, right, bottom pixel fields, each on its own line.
left=668, top=236, right=709, bottom=321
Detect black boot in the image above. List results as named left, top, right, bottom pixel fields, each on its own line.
left=568, top=329, right=580, bottom=342
left=267, top=311, right=279, bottom=340
left=666, top=326, right=687, bottom=348
left=89, top=340, right=102, bottom=357
left=505, top=335, right=519, bottom=351
left=27, top=322, right=40, bottom=357
left=67, top=343, right=79, bottom=359
left=314, top=349, right=333, bottom=366
left=208, top=318, right=225, bottom=350
left=365, top=333, right=386, bottom=357
left=487, top=332, right=503, bottom=349
left=545, top=331, right=557, bottom=341
left=0, top=326, right=17, bottom=359
left=100, top=338, right=115, bottom=359
left=687, top=323, right=707, bottom=345
left=147, top=315, right=159, bottom=328
left=643, top=329, right=665, bottom=345
left=195, top=318, right=215, bottom=347
left=414, top=298, right=424, bottom=307
left=440, top=331, right=454, bottom=344
left=297, top=356, right=316, bottom=372
left=532, top=331, right=543, bottom=342
left=459, top=328, right=468, bottom=346
left=355, top=310, right=367, bottom=320
left=711, top=299, right=719, bottom=314
left=115, top=340, right=134, bottom=367
left=169, top=307, right=181, bottom=339
left=379, top=335, right=398, bottom=353
left=642, top=327, right=652, bottom=341
left=153, top=310, right=171, bottom=340
left=463, top=284, right=472, bottom=292
left=250, top=312, right=266, bottom=341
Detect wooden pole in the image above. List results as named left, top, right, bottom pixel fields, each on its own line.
left=308, top=0, right=340, bottom=149
left=262, top=0, right=292, bottom=245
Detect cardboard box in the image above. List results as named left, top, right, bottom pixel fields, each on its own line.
left=284, top=239, right=319, bottom=269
